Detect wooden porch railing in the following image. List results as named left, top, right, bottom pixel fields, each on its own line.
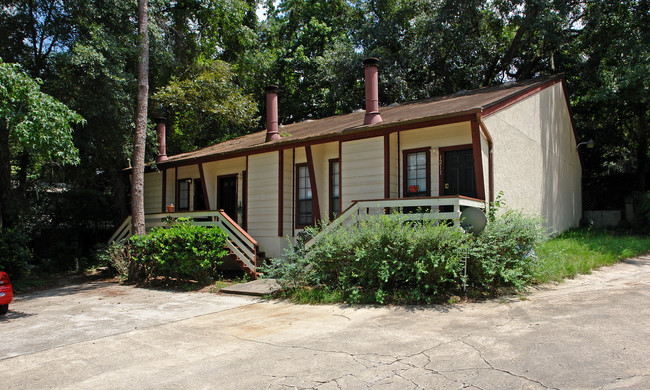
left=108, top=210, right=259, bottom=278
left=304, top=195, right=486, bottom=250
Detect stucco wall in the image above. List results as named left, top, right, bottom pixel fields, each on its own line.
left=483, top=82, right=581, bottom=232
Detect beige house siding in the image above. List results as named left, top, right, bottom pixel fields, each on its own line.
left=247, top=152, right=283, bottom=255
left=164, top=169, right=175, bottom=209
left=282, top=149, right=293, bottom=238
left=484, top=82, right=580, bottom=232
left=341, top=137, right=384, bottom=207
left=388, top=133, right=399, bottom=198
left=143, top=171, right=163, bottom=214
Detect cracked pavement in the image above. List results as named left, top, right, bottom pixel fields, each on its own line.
left=2, top=255, right=650, bottom=389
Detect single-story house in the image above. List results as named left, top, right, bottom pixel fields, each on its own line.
left=114, top=58, right=582, bottom=276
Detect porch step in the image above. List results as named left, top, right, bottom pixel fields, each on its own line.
left=228, top=250, right=259, bottom=278
left=220, top=278, right=281, bottom=296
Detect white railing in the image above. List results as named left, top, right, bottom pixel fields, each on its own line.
left=304, top=196, right=486, bottom=250
left=107, top=215, right=132, bottom=244
left=108, top=210, right=258, bottom=276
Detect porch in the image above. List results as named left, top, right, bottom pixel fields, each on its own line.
left=108, top=195, right=486, bottom=278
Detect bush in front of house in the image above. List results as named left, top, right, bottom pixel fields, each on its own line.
left=128, top=219, right=229, bottom=283
left=264, top=214, right=471, bottom=304
left=263, top=209, right=548, bottom=304
left=467, top=209, right=548, bottom=291
left=96, top=240, right=132, bottom=278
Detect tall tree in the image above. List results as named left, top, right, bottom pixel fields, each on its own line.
left=0, top=60, right=83, bottom=230
left=572, top=0, right=650, bottom=195
left=152, top=59, right=258, bottom=153
left=132, top=0, right=150, bottom=239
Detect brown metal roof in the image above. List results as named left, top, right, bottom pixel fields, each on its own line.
left=154, top=75, right=562, bottom=167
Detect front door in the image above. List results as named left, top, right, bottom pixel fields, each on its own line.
left=217, top=175, right=238, bottom=219
left=443, top=149, right=476, bottom=198
left=193, top=179, right=207, bottom=210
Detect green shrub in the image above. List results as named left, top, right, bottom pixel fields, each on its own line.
left=129, top=220, right=229, bottom=283
left=96, top=240, right=132, bottom=278
left=264, top=205, right=549, bottom=303
left=263, top=214, right=470, bottom=304
left=0, top=228, right=33, bottom=279
left=467, top=209, right=548, bottom=290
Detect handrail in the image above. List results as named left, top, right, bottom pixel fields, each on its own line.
left=216, top=210, right=258, bottom=246
left=108, top=216, right=132, bottom=244
left=304, top=196, right=486, bottom=250
left=107, top=210, right=258, bottom=277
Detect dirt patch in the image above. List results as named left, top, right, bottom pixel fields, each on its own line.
left=12, top=268, right=118, bottom=294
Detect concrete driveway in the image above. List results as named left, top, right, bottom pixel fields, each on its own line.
left=2, top=256, right=650, bottom=390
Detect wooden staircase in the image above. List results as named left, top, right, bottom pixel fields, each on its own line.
left=108, top=210, right=262, bottom=279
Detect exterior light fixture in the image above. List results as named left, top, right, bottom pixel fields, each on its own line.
left=576, top=139, right=595, bottom=150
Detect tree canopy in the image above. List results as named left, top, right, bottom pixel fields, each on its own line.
left=0, top=59, right=84, bottom=229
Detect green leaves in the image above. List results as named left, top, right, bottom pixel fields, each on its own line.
left=129, top=220, right=229, bottom=283
left=0, top=60, right=83, bottom=165
left=153, top=60, right=257, bottom=153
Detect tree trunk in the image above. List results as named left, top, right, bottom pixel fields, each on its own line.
left=129, top=0, right=149, bottom=282
left=0, top=121, right=11, bottom=232
left=637, top=106, right=648, bottom=192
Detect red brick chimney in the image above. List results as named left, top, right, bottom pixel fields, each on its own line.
left=155, top=118, right=168, bottom=162
left=265, top=85, right=281, bottom=142
left=363, top=58, right=382, bottom=125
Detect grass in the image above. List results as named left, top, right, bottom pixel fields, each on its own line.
left=270, top=228, right=650, bottom=304
left=274, top=286, right=344, bottom=304
left=533, top=229, right=650, bottom=283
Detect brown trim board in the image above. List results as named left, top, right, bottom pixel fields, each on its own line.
left=471, top=120, right=486, bottom=200
left=174, top=167, right=178, bottom=207
left=198, top=163, right=210, bottom=210
left=305, top=145, right=321, bottom=223
left=244, top=156, right=248, bottom=231
left=161, top=168, right=167, bottom=212
left=278, top=150, right=283, bottom=237
left=482, top=77, right=562, bottom=117
left=338, top=141, right=342, bottom=216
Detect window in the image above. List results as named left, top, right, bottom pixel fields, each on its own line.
left=177, top=179, right=191, bottom=211
left=296, top=164, right=312, bottom=227
left=329, top=159, right=340, bottom=218
left=403, top=148, right=430, bottom=197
